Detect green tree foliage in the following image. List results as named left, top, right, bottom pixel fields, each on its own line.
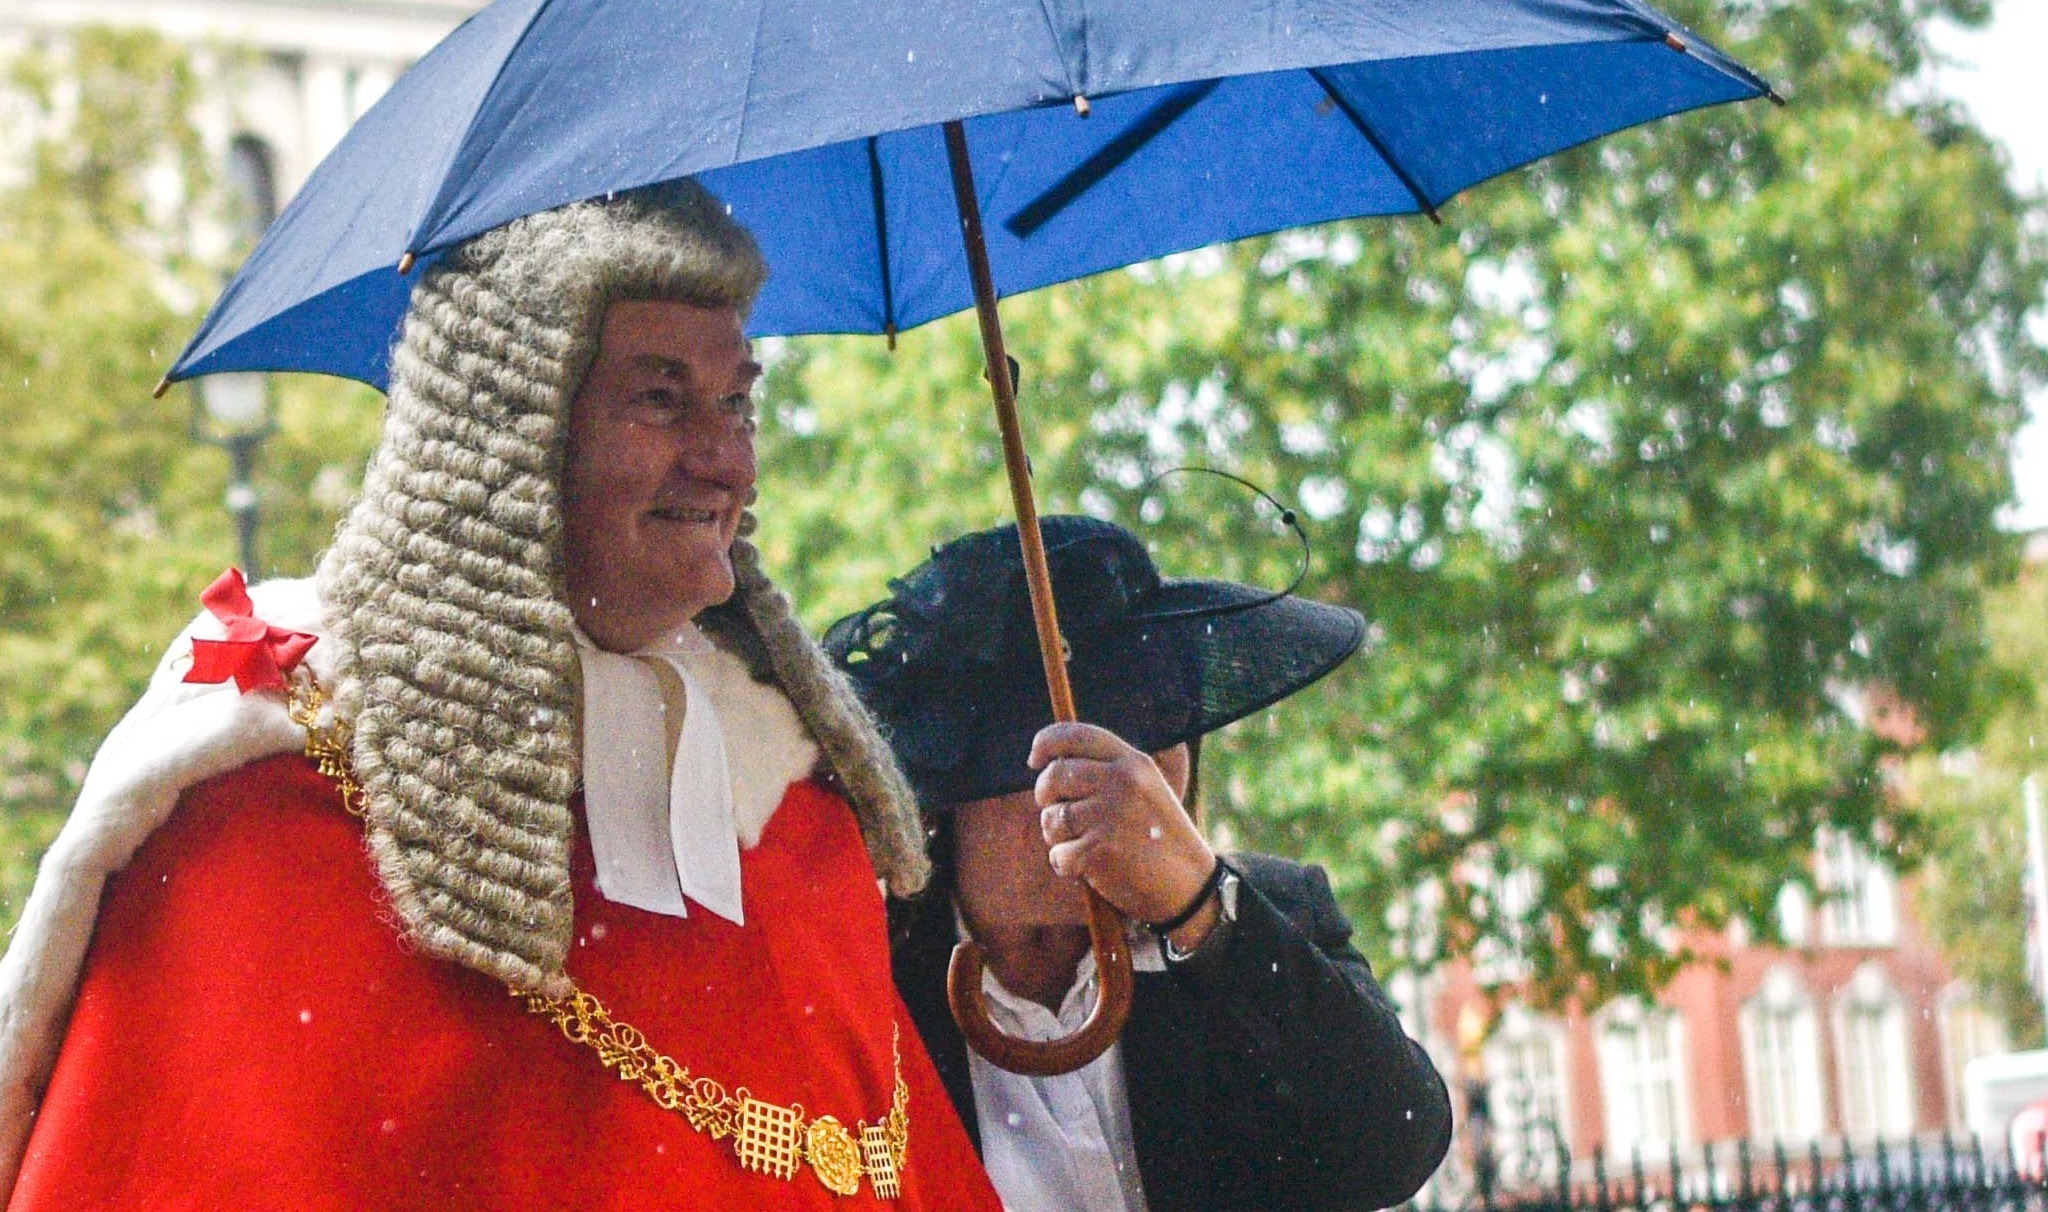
left=756, top=0, right=2046, bottom=1006
left=0, top=28, right=379, bottom=926
left=1908, top=549, right=2048, bottom=1044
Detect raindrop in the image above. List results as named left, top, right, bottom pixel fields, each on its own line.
left=1147, top=826, right=1162, bottom=840
left=298, top=1009, right=313, bottom=1024
left=1006, top=1112, right=1023, bottom=1129
left=381, top=1119, right=398, bottom=1134
left=907, top=50, right=916, bottom=63
left=590, top=922, right=609, bottom=941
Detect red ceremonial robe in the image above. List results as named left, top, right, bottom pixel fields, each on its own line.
left=11, top=754, right=1001, bottom=1211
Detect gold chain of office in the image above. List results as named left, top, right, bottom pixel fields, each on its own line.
left=285, top=670, right=911, bottom=1199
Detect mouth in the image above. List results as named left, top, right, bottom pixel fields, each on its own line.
left=648, top=504, right=725, bottom=527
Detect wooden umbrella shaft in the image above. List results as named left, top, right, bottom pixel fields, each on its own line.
left=940, top=124, right=1071, bottom=719
left=939, top=118, right=1135, bottom=1077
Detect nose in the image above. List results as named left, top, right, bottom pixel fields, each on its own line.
left=678, top=409, right=757, bottom=490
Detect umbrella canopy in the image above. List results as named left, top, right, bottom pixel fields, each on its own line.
left=164, top=0, right=1771, bottom=390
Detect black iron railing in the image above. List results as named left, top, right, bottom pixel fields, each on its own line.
left=1415, top=1131, right=2048, bottom=1212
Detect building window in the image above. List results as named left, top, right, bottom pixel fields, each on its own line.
left=1938, top=984, right=2010, bottom=1129
left=1774, top=882, right=1811, bottom=948
left=1597, top=999, right=1689, bottom=1161
left=225, top=134, right=279, bottom=246
left=1834, top=963, right=1915, bottom=1139
left=1470, top=864, right=1541, bottom=985
left=1739, top=967, right=1826, bottom=1144
left=1484, top=1005, right=1572, bottom=1179
left=1816, top=828, right=1898, bottom=946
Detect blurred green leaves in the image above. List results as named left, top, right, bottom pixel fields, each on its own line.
left=0, top=28, right=380, bottom=926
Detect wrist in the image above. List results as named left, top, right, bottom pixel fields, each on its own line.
left=1161, top=860, right=1240, bottom=966
left=1164, top=897, right=1222, bottom=954
left=1145, top=856, right=1222, bottom=937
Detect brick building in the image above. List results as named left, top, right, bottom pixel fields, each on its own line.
left=1425, top=835, right=2011, bottom=1187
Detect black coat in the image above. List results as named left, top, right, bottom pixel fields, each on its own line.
left=892, top=853, right=1453, bottom=1211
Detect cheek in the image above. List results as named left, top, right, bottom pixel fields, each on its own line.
left=562, top=452, right=614, bottom=522
left=728, top=429, right=760, bottom=488
left=562, top=449, right=656, bottom=548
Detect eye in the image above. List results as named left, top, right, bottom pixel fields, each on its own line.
left=721, top=392, right=759, bottom=434
left=624, top=387, right=690, bottom=425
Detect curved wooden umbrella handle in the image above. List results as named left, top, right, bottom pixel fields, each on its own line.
left=941, top=119, right=1137, bottom=1076
left=946, top=886, right=1135, bottom=1077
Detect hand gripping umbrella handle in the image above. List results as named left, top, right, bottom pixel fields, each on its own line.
left=946, top=886, right=1136, bottom=1077
left=942, top=120, right=1136, bottom=1075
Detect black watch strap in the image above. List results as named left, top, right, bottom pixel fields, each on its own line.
left=1162, top=861, right=1240, bottom=965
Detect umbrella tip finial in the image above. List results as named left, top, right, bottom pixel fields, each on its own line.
left=1766, top=88, right=1788, bottom=107
left=397, top=251, right=417, bottom=275
left=886, top=323, right=898, bottom=351
left=1073, top=94, right=1091, bottom=118
left=151, top=373, right=172, bottom=400
left=1662, top=31, right=1688, bottom=54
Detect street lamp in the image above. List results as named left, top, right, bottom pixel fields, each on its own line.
left=190, top=371, right=275, bottom=581
left=1456, top=1001, right=1498, bottom=1205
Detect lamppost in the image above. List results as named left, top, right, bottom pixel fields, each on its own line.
left=1456, top=1001, right=1497, bottom=1206
left=190, top=371, right=275, bottom=580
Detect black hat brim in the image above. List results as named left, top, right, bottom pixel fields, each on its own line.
left=884, top=578, right=1365, bottom=807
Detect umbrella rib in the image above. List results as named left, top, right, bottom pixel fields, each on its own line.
left=405, top=0, right=564, bottom=257
left=1003, top=79, right=1218, bottom=239
left=1308, top=68, right=1442, bottom=225
left=1032, top=0, right=1086, bottom=100
left=865, top=137, right=899, bottom=348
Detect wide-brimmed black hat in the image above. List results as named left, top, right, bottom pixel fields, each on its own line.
left=823, top=515, right=1366, bottom=807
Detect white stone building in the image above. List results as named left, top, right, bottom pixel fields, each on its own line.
left=2, top=0, right=478, bottom=220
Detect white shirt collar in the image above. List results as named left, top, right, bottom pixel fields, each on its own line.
left=957, top=912, right=1156, bottom=1212
left=572, top=621, right=744, bottom=924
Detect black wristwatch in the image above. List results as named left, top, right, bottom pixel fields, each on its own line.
left=1162, top=861, right=1240, bottom=965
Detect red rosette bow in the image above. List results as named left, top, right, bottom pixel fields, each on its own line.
left=181, top=568, right=319, bottom=694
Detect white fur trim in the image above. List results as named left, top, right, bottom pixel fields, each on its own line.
left=0, top=576, right=819, bottom=1193
left=0, top=578, right=323, bottom=1192
left=680, top=641, right=818, bottom=848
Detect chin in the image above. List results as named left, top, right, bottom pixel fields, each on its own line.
left=675, top=564, right=738, bottom=616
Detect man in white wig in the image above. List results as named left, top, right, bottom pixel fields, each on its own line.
left=0, top=181, right=1003, bottom=1210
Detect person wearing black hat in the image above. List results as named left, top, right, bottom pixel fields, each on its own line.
left=826, top=516, right=1452, bottom=1212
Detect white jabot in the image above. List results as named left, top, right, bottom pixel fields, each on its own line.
left=961, top=912, right=1161, bottom=1212
left=575, top=624, right=745, bottom=925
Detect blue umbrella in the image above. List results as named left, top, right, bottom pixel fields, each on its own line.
left=159, top=0, right=1774, bottom=1075
left=161, top=0, right=1771, bottom=388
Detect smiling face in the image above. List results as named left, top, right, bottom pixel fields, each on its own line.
left=561, top=299, right=761, bottom=652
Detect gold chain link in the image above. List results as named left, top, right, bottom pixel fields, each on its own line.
left=286, top=668, right=908, bottom=1198
left=286, top=671, right=362, bottom=818
left=516, top=985, right=908, bottom=1197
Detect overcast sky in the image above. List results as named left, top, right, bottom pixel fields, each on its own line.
left=1926, top=1, right=2047, bottom=530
